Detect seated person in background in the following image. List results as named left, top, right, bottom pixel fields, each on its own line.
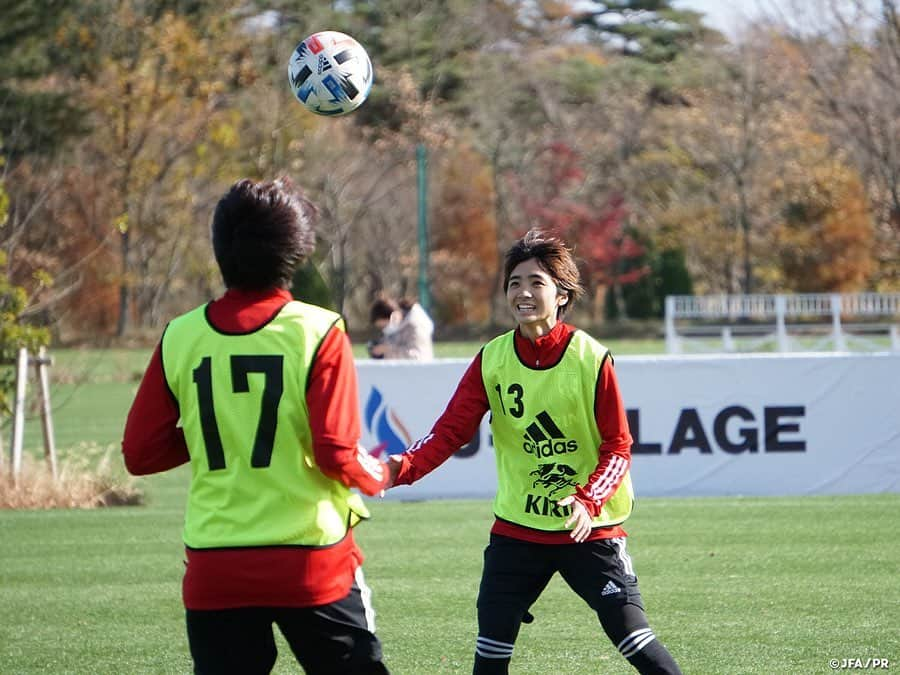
left=367, top=296, right=434, bottom=361
left=367, top=297, right=399, bottom=359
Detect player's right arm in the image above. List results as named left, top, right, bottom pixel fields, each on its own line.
left=122, top=343, right=190, bottom=475
left=391, top=351, right=489, bottom=486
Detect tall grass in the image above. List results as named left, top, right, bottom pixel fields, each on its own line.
left=0, top=443, right=142, bottom=509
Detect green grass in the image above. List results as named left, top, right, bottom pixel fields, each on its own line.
left=2, top=346, right=897, bottom=673
left=1, top=471, right=898, bottom=673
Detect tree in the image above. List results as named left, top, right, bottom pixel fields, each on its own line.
left=0, top=153, right=50, bottom=415
left=284, top=73, right=427, bottom=320
left=72, top=4, right=253, bottom=335
left=3, top=0, right=899, bottom=340
left=508, top=142, right=647, bottom=320
left=458, top=2, right=574, bottom=322
left=2, top=158, right=120, bottom=338
left=562, top=0, right=716, bottom=63
left=607, top=234, right=693, bottom=319
left=660, top=32, right=803, bottom=295
left=0, top=0, right=86, bottom=158
left=291, top=256, right=335, bottom=311
left=778, top=0, right=900, bottom=289
left=430, top=141, right=499, bottom=326
left=522, top=7, right=707, bottom=314
left=773, top=152, right=876, bottom=292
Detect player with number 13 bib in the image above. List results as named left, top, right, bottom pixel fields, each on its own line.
left=386, top=230, right=681, bottom=675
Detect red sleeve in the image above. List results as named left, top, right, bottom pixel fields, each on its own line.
left=573, top=357, right=633, bottom=517
left=308, top=325, right=389, bottom=496
left=393, top=352, right=489, bottom=485
left=121, top=343, right=190, bottom=475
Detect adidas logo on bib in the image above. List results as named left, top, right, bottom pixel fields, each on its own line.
left=601, top=580, right=621, bottom=596
left=522, top=411, right=578, bottom=456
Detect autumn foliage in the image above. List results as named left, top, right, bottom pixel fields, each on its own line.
left=508, top=142, right=648, bottom=293
left=776, top=160, right=875, bottom=292
left=430, top=143, right=499, bottom=325
left=0, top=1, right=897, bottom=341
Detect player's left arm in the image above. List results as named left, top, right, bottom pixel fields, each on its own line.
left=308, top=324, right=388, bottom=496
left=561, top=356, right=633, bottom=522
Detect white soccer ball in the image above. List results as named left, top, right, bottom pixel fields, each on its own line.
left=287, top=31, right=374, bottom=116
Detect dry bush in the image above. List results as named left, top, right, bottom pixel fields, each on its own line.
left=0, top=443, right=144, bottom=510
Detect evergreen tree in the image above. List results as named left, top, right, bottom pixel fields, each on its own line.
left=0, top=0, right=87, bottom=157
left=607, top=241, right=692, bottom=320
left=291, top=258, right=336, bottom=312
left=553, top=0, right=713, bottom=63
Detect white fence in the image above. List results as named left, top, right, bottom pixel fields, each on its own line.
left=664, top=293, right=900, bottom=353
left=358, top=353, right=900, bottom=499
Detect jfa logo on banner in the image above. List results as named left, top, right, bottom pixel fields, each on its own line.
left=364, top=387, right=412, bottom=458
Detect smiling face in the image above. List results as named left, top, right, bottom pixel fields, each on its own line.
left=506, top=257, right=569, bottom=340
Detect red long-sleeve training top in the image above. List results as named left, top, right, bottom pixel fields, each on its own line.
left=393, top=321, right=632, bottom=543
left=121, top=288, right=388, bottom=609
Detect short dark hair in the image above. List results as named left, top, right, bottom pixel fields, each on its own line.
left=370, top=296, right=399, bottom=323
left=503, top=229, right=583, bottom=317
left=211, top=177, right=317, bottom=290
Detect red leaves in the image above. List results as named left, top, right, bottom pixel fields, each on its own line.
left=509, top=143, right=647, bottom=288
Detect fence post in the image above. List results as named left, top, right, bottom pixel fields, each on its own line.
left=722, top=326, right=735, bottom=352
left=35, top=347, right=58, bottom=479
left=10, top=347, right=29, bottom=481
left=664, top=296, right=680, bottom=353
left=831, top=294, right=847, bottom=351
left=775, top=295, right=790, bottom=352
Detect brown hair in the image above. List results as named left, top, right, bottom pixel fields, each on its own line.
left=503, top=229, right=583, bottom=317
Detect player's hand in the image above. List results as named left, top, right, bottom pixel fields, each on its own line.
left=378, top=455, right=404, bottom=498
left=558, top=495, right=592, bottom=543
left=385, top=454, right=403, bottom=489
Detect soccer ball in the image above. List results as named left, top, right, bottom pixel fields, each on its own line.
left=287, top=31, right=374, bottom=116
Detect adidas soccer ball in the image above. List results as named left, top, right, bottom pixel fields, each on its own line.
left=288, top=31, right=374, bottom=116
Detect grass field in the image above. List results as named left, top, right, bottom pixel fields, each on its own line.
left=2, top=477, right=898, bottom=674
left=2, top=346, right=898, bottom=674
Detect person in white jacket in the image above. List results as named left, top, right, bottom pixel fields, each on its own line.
left=368, top=296, right=434, bottom=361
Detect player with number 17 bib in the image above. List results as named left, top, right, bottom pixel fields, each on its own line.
left=123, top=177, right=392, bottom=674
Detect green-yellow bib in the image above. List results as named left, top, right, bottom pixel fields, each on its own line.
left=481, top=329, right=634, bottom=531
left=161, top=300, right=368, bottom=549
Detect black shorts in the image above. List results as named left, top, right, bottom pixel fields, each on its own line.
left=186, top=578, right=389, bottom=675
left=476, top=533, right=645, bottom=643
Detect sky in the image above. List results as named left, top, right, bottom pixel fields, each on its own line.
left=671, top=0, right=764, bottom=36
left=671, top=0, right=885, bottom=37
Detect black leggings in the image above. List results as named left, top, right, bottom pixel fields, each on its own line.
left=472, top=534, right=681, bottom=674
